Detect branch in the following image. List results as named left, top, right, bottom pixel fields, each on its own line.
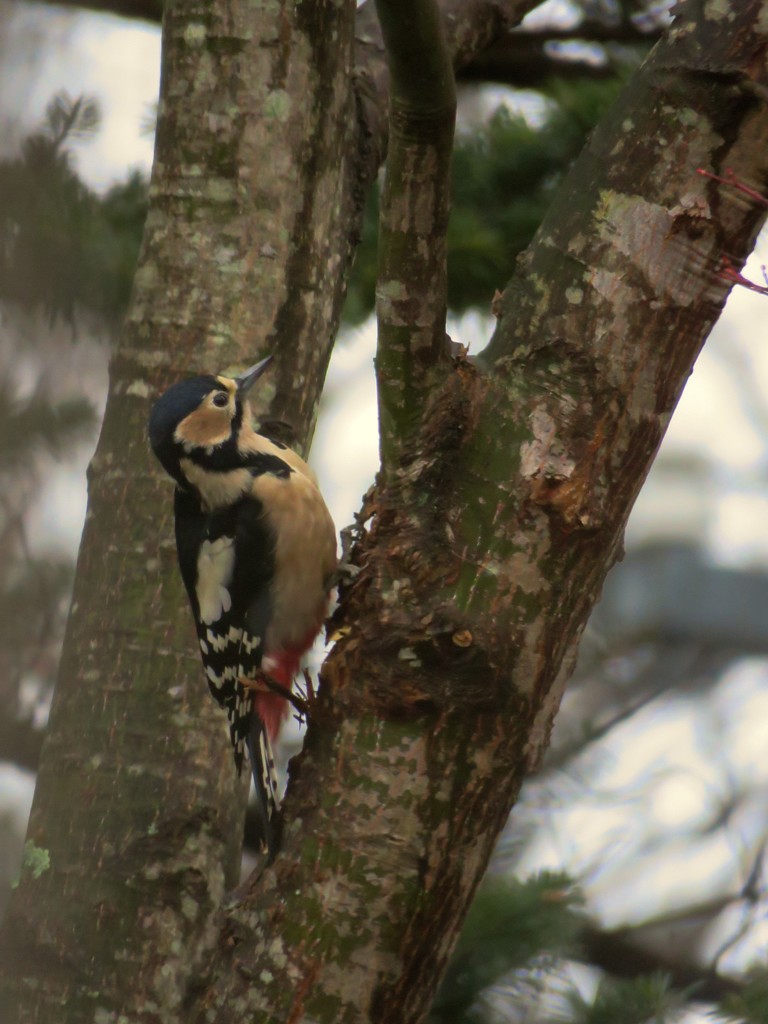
left=460, top=20, right=662, bottom=86
left=353, top=0, right=542, bottom=177
left=460, top=49, right=620, bottom=87
left=581, top=918, right=742, bottom=1003
left=518, top=20, right=662, bottom=45
left=374, top=0, right=456, bottom=472
left=580, top=866, right=768, bottom=1003
left=25, top=0, right=162, bottom=21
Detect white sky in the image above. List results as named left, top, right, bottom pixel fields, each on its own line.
left=1, top=4, right=159, bottom=186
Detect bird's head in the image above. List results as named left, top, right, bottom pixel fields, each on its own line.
left=149, top=355, right=273, bottom=484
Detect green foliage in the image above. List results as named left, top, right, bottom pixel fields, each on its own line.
left=45, top=92, right=101, bottom=145
left=554, top=973, right=685, bottom=1024
left=0, top=91, right=147, bottom=328
left=720, top=969, right=768, bottom=1024
left=345, top=77, right=626, bottom=323
left=429, top=872, right=584, bottom=1024
left=0, top=377, right=94, bottom=470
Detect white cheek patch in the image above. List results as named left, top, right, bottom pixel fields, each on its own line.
left=196, top=536, right=235, bottom=625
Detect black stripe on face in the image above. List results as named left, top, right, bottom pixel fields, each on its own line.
left=231, top=400, right=244, bottom=433
left=185, top=444, right=293, bottom=478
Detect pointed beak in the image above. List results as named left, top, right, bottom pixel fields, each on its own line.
left=235, top=355, right=273, bottom=397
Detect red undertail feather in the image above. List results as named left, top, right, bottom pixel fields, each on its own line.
left=258, top=625, right=322, bottom=739
left=255, top=689, right=290, bottom=743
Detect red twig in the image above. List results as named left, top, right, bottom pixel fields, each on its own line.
left=717, top=256, right=768, bottom=296
left=697, top=166, right=768, bottom=207
left=694, top=169, right=768, bottom=294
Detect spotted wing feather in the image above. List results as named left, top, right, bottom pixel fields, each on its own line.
left=173, top=487, right=280, bottom=854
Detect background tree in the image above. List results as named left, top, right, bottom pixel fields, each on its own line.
left=1, top=2, right=768, bottom=1024
left=0, top=89, right=144, bottom=803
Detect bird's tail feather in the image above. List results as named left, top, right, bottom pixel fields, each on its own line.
left=246, top=715, right=282, bottom=862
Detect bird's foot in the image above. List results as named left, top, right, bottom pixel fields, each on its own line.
left=241, top=674, right=309, bottom=721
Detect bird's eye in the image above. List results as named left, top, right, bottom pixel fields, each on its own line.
left=212, top=392, right=229, bottom=408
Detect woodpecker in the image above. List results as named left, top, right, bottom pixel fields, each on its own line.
left=148, top=355, right=337, bottom=858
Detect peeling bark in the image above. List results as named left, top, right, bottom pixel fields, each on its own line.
left=3, top=1, right=768, bottom=1024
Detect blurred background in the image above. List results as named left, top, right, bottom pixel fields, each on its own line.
left=2, top=1, right=768, bottom=1021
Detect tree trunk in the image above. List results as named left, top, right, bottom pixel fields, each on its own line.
left=1, top=0, right=359, bottom=1018
left=3, top=1, right=768, bottom=1023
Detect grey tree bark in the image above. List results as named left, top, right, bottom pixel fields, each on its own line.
left=2, top=1, right=768, bottom=1022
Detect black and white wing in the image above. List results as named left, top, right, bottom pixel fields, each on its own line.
left=173, top=487, right=280, bottom=856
